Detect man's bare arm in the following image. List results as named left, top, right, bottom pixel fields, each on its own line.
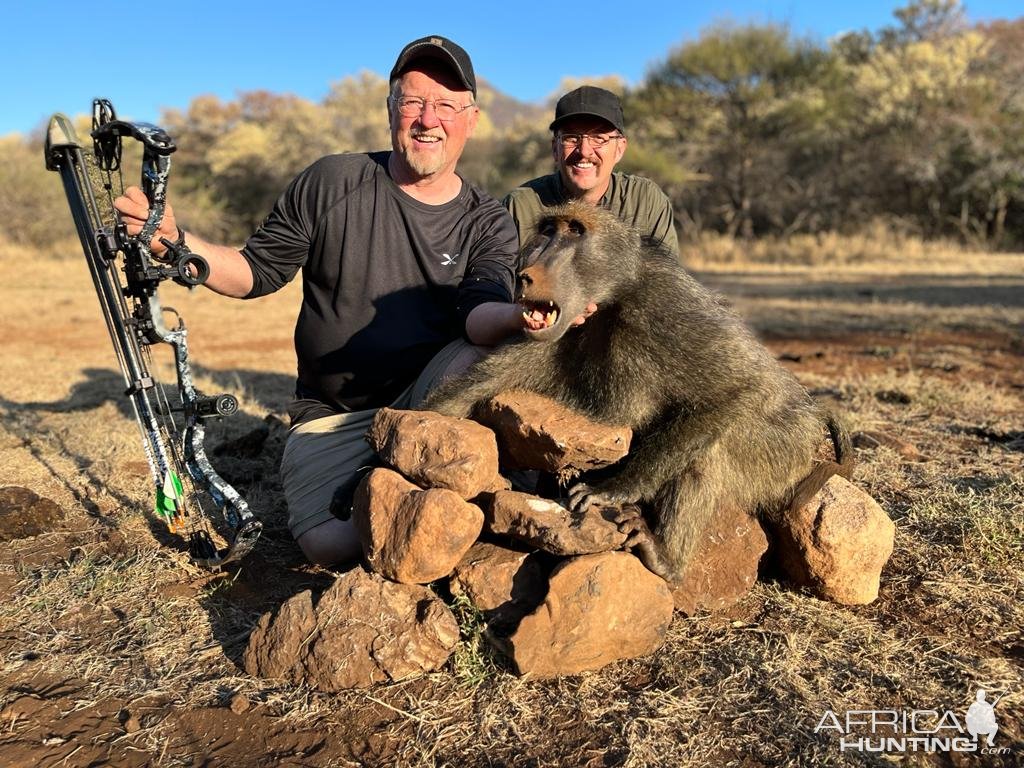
left=113, top=186, right=254, bottom=298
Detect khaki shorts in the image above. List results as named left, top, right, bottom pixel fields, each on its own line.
left=280, top=339, right=483, bottom=539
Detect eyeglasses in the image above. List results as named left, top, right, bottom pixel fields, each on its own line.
left=391, top=95, right=475, bottom=121
left=557, top=132, right=623, bottom=149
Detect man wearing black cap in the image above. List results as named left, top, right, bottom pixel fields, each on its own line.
left=504, top=85, right=678, bottom=256
left=114, top=36, right=524, bottom=567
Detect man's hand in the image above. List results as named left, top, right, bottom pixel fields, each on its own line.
left=571, top=302, right=598, bottom=327
left=113, top=186, right=178, bottom=256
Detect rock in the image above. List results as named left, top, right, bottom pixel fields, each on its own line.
left=243, top=568, right=459, bottom=691
left=773, top=475, right=895, bottom=605
left=367, top=408, right=500, bottom=498
left=504, top=552, right=673, bottom=678
left=486, top=490, right=628, bottom=555
left=671, top=506, right=768, bottom=615
left=228, top=693, right=250, bottom=714
left=852, top=430, right=924, bottom=461
left=474, top=392, right=631, bottom=474
left=449, top=542, right=547, bottom=615
left=353, top=468, right=483, bottom=584
left=0, top=487, right=64, bottom=542
left=242, top=589, right=318, bottom=683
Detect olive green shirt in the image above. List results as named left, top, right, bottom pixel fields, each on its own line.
left=502, top=171, right=679, bottom=258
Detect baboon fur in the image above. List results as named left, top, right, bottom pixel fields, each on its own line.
left=425, top=202, right=851, bottom=582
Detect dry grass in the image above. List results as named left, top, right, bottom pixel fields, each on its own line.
left=684, top=221, right=1024, bottom=273
left=0, top=242, right=1021, bottom=766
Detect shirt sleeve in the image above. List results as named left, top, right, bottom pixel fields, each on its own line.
left=648, top=186, right=679, bottom=258
left=504, top=186, right=549, bottom=252
left=455, top=202, right=519, bottom=331
left=239, top=161, right=322, bottom=298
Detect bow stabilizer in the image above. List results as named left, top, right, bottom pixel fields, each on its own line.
left=45, top=100, right=262, bottom=568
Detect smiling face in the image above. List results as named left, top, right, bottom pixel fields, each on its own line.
left=552, top=116, right=627, bottom=204
left=388, top=62, right=478, bottom=183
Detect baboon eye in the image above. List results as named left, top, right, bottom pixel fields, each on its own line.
left=568, top=219, right=586, bottom=236
left=539, top=221, right=556, bottom=237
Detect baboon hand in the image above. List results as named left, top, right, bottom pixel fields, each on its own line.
left=612, top=505, right=650, bottom=547
left=567, top=482, right=638, bottom=514
left=609, top=504, right=681, bottom=583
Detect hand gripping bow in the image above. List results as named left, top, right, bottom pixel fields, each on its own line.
left=44, top=99, right=261, bottom=568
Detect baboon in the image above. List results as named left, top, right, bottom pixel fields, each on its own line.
left=425, top=202, right=851, bottom=582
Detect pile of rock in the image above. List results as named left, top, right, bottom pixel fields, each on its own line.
left=244, top=393, right=894, bottom=689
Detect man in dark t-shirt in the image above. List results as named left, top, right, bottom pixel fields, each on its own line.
left=114, top=36, right=527, bottom=566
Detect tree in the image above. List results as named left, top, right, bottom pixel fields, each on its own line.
left=634, top=23, right=831, bottom=238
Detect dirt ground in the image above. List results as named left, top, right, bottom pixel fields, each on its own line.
left=0, top=250, right=1021, bottom=767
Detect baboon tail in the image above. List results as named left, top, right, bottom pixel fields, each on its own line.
left=826, top=411, right=854, bottom=479
left=784, top=410, right=855, bottom=515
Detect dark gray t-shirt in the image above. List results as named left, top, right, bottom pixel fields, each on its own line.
left=241, top=151, right=517, bottom=422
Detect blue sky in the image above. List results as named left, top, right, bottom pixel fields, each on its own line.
left=3, top=0, right=1020, bottom=136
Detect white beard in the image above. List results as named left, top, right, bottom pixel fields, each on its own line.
left=401, top=139, right=447, bottom=177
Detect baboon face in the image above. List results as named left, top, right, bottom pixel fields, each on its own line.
left=516, top=204, right=623, bottom=342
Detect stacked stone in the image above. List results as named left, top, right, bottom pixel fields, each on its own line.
left=244, top=392, right=894, bottom=689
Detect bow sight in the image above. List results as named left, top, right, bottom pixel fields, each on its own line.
left=44, top=99, right=261, bottom=567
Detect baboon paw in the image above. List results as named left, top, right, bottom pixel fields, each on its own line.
left=615, top=507, right=649, bottom=537
left=567, top=482, right=597, bottom=513
left=622, top=529, right=654, bottom=550
left=567, top=483, right=633, bottom=514
left=612, top=504, right=644, bottom=525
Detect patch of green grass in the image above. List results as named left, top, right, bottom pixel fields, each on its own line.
left=448, top=594, right=501, bottom=688
left=903, top=473, right=1024, bottom=571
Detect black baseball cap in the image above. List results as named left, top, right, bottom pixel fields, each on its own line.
left=550, top=86, right=625, bottom=134
left=390, top=35, right=477, bottom=97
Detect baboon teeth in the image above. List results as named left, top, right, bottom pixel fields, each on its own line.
left=522, top=301, right=559, bottom=328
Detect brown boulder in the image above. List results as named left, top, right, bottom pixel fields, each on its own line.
left=774, top=475, right=895, bottom=605
left=241, top=589, right=317, bottom=684
left=367, top=408, right=500, bottom=498
left=449, top=541, right=547, bottom=614
left=474, top=392, right=631, bottom=473
left=243, top=568, right=459, bottom=691
left=504, top=552, right=673, bottom=677
left=671, top=506, right=768, bottom=615
left=487, top=490, right=628, bottom=555
left=353, top=468, right=483, bottom=584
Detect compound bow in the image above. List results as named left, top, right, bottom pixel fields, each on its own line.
left=44, top=99, right=261, bottom=568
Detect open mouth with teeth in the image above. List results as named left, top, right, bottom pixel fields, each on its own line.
left=521, top=299, right=560, bottom=329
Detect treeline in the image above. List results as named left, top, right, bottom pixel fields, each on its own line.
left=4, top=1, right=1022, bottom=251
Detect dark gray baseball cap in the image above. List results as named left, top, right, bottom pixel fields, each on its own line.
left=390, top=35, right=477, bottom=97
left=550, top=86, right=625, bottom=134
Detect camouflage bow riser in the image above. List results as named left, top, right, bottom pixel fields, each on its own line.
left=44, top=100, right=261, bottom=567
